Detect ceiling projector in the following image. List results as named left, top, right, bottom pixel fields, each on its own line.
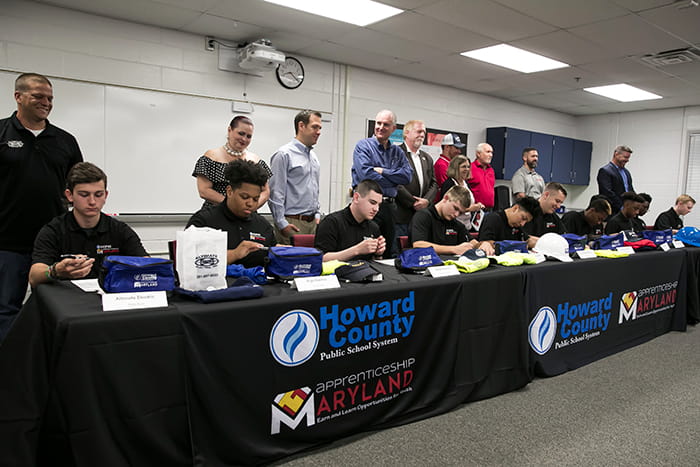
left=237, top=40, right=286, bottom=70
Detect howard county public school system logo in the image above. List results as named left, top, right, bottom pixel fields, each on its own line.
left=270, top=310, right=320, bottom=366
left=528, top=306, right=557, bottom=355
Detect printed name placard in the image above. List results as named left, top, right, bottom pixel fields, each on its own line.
left=660, top=243, right=671, bottom=252
left=672, top=240, right=685, bottom=248
left=616, top=246, right=635, bottom=254
left=102, top=291, right=168, bottom=312
left=426, top=265, right=460, bottom=277
left=293, top=275, right=341, bottom=292
left=576, top=249, right=597, bottom=259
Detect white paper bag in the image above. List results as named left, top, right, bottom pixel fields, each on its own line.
left=176, top=226, right=227, bottom=291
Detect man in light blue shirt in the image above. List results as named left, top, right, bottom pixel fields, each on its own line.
left=352, top=109, right=412, bottom=257
left=269, top=110, right=322, bottom=244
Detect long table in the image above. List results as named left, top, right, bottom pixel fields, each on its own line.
left=0, top=249, right=693, bottom=466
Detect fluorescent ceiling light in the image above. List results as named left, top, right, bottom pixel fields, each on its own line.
left=263, top=0, right=403, bottom=27
left=583, top=84, right=663, bottom=102
left=460, top=44, right=569, bottom=73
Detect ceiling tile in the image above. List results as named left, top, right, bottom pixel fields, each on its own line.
left=181, top=15, right=266, bottom=43
left=40, top=0, right=202, bottom=29
left=208, top=0, right=358, bottom=41
left=297, top=41, right=411, bottom=71
left=512, top=31, right=623, bottom=66
left=416, top=0, right=557, bottom=42
left=369, top=11, right=493, bottom=53
left=638, top=3, right=700, bottom=45
left=610, top=0, right=677, bottom=12
left=578, top=57, right=674, bottom=85
left=493, top=0, right=629, bottom=28
left=569, top=14, right=688, bottom=56
left=332, top=28, right=445, bottom=62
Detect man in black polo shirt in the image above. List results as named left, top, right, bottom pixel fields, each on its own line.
left=1, top=73, right=83, bottom=339
left=314, top=179, right=385, bottom=261
left=562, top=198, right=610, bottom=237
left=410, top=185, right=484, bottom=255
left=478, top=196, right=541, bottom=255
left=29, top=162, right=146, bottom=287
left=654, top=194, right=695, bottom=233
left=523, top=182, right=567, bottom=247
left=605, top=192, right=646, bottom=234
left=187, top=159, right=274, bottom=268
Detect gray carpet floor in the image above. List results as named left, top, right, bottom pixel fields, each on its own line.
left=275, top=325, right=700, bottom=466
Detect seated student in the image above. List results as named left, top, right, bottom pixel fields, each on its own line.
left=187, top=159, right=274, bottom=268
left=561, top=198, right=611, bottom=237
left=478, top=196, right=541, bottom=256
left=410, top=185, right=485, bottom=256
left=523, top=182, right=567, bottom=246
left=604, top=191, right=646, bottom=234
left=29, top=162, right=147, bottom=287
left=637, top=192, right=652, bottom=227
left=654, top=194, right=695, bottom=233
left=314, top=179, right=386, bottom=261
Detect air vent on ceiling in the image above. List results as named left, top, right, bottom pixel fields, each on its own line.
left=640, top=47, right=700, bottom=66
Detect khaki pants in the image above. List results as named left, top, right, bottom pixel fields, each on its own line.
left=274, top=216, right=317, bottom=245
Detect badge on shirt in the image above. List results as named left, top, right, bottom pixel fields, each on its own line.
left=445, top=228, right=457, bottom=237
left=7, top=140, right=24, bottom=148
left=97, top=244, right=119, bottom=255
left=250, top=232, right=266, bottom=242
left=545, top=221, right=556, bottom=229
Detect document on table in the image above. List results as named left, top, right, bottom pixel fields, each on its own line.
left=71, top=279, right=105, bottom=294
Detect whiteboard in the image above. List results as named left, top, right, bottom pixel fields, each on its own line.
left=0, top=71, right=333, bottom=215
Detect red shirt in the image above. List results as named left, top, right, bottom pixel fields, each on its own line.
left=434, top=155, right=450, bottom=202
left=468, top=160, right=495, bottom=208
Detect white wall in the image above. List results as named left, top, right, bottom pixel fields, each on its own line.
left=574, top=107, right=700, bottom=226
left=3, top=1, right=699, bottom=253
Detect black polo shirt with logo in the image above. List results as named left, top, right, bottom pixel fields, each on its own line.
left=0, top=112, right=83, bottom=253
left=478, top=210, right=527, bottom=242
left=187, top=201, right=274, bottom=268
left=523, top=212, right=566, bottom=237
left=32, top=212, right=147, bottom=278
left=409, top=205, right=469, bottom=246
left=314, top=205, right=381, bottom=261
left=561, top=210, right=604, bottom=237
left=654, top=208, right=683, bottom=231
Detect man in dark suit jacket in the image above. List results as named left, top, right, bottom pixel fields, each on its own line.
left=395, top=120, right=438, bottom=252
left=596, top=145, right=634, bottom=213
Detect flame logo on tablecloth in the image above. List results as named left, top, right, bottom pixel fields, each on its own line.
left=529, top=306, right=557, bottom=355
left=270, top=310, right=319, bottom=366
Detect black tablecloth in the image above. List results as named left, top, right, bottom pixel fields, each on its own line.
left=0, top=249, right=694, bottom=466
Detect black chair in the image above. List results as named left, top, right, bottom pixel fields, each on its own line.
left=494, top=185, right=511, bottom=211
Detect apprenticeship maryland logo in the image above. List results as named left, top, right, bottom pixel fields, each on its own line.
left=619, top=292, right=638, bottom=323
left=271, top=387, right=315, bottom=434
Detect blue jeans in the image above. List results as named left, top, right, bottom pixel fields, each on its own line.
left=0, top=251, right=31, bottom=342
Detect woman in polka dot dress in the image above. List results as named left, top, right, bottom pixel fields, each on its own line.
left=192, top=115, right=272, bottom=209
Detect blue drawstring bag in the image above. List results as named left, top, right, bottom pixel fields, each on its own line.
left=395, top=247, right=443, bottom=273
left=226, top=264, right=267, bottom=285
left=562, top=233, right=586, bottom=253
left=495, top=240, right=527, bottom=255
left=266, top=246, right=323, bottom=280
left=642, top=229, right=672, bottom=246
left=100, top=255, right=175, bottom=293
left=593, top=232, right=624, bottom=250
left=675, top=226, right=700, bottom=247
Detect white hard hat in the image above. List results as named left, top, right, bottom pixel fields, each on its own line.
left=533, top=233, right=573, bottom=262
